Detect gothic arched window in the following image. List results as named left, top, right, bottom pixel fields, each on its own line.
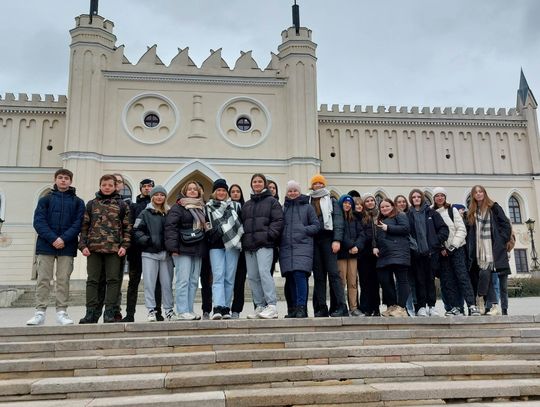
left=508, top=195, right=522, bottom=224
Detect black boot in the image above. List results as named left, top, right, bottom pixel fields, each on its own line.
left=155, top=309, right=164, bottom=322
left=285, top=306, right=296, bottom=318
left=79, top=308, right=99, bottom=324
left=103, top=308, right=117, bottom=323
left=502, top=308, right=508, bottom=315
left=295, top=305, right=308, bottom=318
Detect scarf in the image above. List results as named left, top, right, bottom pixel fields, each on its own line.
left=476, top=209, right=494, bottom=270
left=179, top=197, right=206, bottom=230
left=309, top=188, right=333, bottom=230
left=206, top=199, right=244, bottom=250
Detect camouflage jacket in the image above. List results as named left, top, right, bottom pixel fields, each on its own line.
left=78, top=192, right=132, bottom=253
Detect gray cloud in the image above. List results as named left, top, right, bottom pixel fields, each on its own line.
left=0, top=0, right=538, bottom=109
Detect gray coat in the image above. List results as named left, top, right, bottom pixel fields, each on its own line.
left=279, top=195, right=320, bottom=274
left=373, top=212, right=411, bottom=268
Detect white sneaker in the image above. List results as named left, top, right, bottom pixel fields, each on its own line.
left=177, top=312, right=197, bottom=320
left=231, top=312, right=240, bottom=319
left=416, top=307, right=428, bottom=317
left=247, top=306, right=265, bottom=319
left=487, top=304, right=501, bottom=316
left=428, top=306, right=440, bottom=317
left=165, top=310, right=177, bottom=321
left=56, top=311, right=73, bottom=325
left=147, top=310, right=157, bottom=322
left=27, top=311, right=46, bottom=326
left=259, top=304, right=278, bottom=319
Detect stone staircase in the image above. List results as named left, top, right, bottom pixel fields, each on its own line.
left=0, top=316, right=540, bottom=406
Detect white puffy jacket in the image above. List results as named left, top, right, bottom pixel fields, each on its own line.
left=435, top=206, right=467, bottom=249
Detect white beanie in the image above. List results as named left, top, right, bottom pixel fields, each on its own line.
left=433, top=187, right=447, bottom=197
left=286, top=180, right=301, bottom=193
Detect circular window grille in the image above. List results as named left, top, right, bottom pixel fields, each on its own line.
left=236, top=116, right=252, bottom=132
left=144, top=113, right=160, bottom=128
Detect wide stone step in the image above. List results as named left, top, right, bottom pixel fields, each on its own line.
left=2, top=325, right=540, bottom=360
left=1, top=378, right=540, bottom=406
left=1, top=342, right=540, bottom=380
left=1, top=315, right=538, bottom=343
left=2, top=360, right=540, bottom=402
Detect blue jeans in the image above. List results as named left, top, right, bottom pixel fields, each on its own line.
left=209, top=248, right=240, bottom=308
left=286, top=271, right=309, bottom=307
left=173, top=255, right=202, bottom=314
left=245, top=247, right=277, bottom=307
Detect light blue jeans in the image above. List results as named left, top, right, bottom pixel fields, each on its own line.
left=173, top=255, right=202, bottom=314
left=245, top=247, right=277, bottom=307
left=209, top=248, right=240, bottom=308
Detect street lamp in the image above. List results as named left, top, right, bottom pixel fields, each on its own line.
left=525, top=218, right=540, bottom=272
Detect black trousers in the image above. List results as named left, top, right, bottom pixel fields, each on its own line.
left=312, top=233, right=347, bottom=315
left=200, top=253, right=212, bottom=313
left=231, top=251, right=247, bottom=313
left=439, top=247, right=475, bottom=308
left=358, top=252, right=380, bottom=315
left=125, top=251, right=161, bottom=316
left=411, top=253, right=436, bottom=310
left=377, top=265, right=410, bottom=308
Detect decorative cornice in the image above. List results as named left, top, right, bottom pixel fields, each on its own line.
left=324, top=172, right=536, bottom=181
left=0, top=107, right=66, bottom=115
left=318, top=117, right=527, bottom=128
left=60, top=151, right=321, bottom=167
left=102, top=71, right=287, bottom=87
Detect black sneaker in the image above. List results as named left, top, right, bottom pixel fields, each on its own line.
left=120, top=314, right=134, bottom=323
left=330, top=309, right=349, bottom=317
left=445, top=307, right=463, bottom=316
left=155, top=311, right=164, bottom=322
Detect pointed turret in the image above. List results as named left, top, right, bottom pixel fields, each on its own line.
left=517, top=69, right=538, bottom=109
left=277, top=1, right=320, bottom=183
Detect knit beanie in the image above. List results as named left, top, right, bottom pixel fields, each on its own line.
left=286, top=180, right=301, bottom=193
left=150, top=185, right=167, bottom=198
left=212, top=178, right=229, bottom=192
left=362, top=192, right=375, bottom=201
left=433, top=187, right=447, bottom=197
left=309, top=174, right=327, bottom=188
left=338, top=194, right=354, bottom=208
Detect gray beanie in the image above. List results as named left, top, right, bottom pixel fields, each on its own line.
left=150, top=185, right=167, bottom=198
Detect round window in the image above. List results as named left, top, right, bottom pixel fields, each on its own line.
left=144, top=113, right=160, bottom=128
left=236, top=116, right=252, bottom=132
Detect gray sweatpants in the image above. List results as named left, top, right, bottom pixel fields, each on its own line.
left=141, top=252, right=174, bottom=312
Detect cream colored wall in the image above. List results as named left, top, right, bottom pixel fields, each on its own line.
left=1, top=12, right=540, bottom=282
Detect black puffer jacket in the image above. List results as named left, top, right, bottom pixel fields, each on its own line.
left=407, top=205, right=449, bottom=255
left=373, top=212, right=411, bottom=268
left=133, top=205, right=167, bottom=253
left=241, top=189, right=284, bottom=252
left=164, top=204, right=207, bottom=257
left=338, top=213, right=365, bottom=260
left=466, top=202, right=511, bottom=274
left=128, top=194, right=151, bottom=261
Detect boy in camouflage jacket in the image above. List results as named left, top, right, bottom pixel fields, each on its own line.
left=79, top=174, right=132, bottom=323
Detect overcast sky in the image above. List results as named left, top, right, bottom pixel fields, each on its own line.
left=1, top=0, right=538, bottom=110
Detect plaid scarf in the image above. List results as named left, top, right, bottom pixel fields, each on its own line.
left=206, top=199, right=244, bottom=250
left=475, top=209, right=494, bottom=270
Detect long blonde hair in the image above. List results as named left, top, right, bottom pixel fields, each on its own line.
left=151, top=194, right=168, bottom=214
left=467, top=185, right=494, bottom=225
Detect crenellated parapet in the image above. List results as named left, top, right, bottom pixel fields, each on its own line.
left=105, top=43, right=282, bottom=83
left=318, top=104, right=525, bottom=127
left=0, top=93, right=67, bottom=115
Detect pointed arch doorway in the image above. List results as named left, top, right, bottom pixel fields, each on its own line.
left=163, top=160, right=223, bottom=205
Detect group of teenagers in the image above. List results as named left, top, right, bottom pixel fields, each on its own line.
left=27, top=167, right=513, bottom=326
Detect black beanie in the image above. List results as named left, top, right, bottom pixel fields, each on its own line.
left=212, top=178, right=229, bottom=192
left=140, top=178, right=155, bottom=189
